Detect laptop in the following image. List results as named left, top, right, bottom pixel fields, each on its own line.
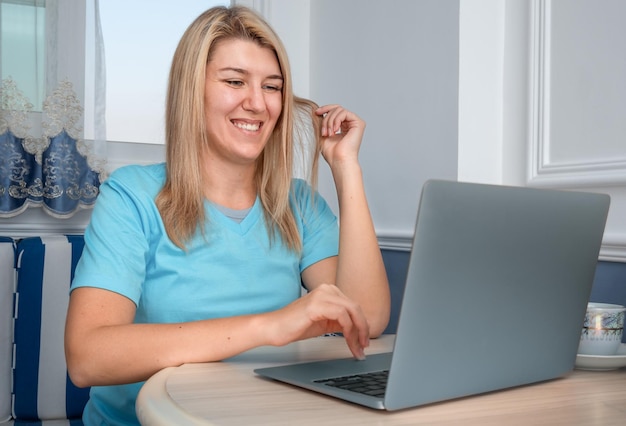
left=254, top=180, right=610, bottom=411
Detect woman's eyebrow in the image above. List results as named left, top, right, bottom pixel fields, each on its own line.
left=217, top=67, right=283, bottom=81
left=218, top=66, right=247, bottom=74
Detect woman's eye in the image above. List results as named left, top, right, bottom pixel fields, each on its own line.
left=263, top=85, right=282, bottom=92
left=226, top=80, right=244, bottom=87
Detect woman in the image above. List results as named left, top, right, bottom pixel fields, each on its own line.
left=65, top=5, right=389, bottom=425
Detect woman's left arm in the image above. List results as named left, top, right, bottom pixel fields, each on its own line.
left=303, top=105, right=390, bottom=337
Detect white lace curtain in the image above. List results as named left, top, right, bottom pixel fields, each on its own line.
left=0, top=0, right=106, bottom=218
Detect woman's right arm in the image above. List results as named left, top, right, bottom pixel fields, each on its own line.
left=65, top=282, right=369, bottom=387
left=65, top=287, right=270, bottom=387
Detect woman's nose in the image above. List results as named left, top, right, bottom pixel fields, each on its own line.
left=242, top=87, right=265, bottom=112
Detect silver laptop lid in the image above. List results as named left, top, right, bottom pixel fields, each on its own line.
left=385, top=180, right=610, bottom=410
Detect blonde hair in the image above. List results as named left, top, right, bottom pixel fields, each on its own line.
left=156, top=6, right=321, bottom=250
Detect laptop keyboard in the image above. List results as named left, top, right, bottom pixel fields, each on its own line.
left=314, top=370, right=389, bottom=398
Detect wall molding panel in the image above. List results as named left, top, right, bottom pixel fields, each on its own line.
left=527, top=0, right=626, bottom=261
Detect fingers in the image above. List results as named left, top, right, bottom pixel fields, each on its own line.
left=336, top=309, right=369, bottom=361
left=307, top=284, right=370, bottom=359
left=315, top=105, right=364, bottom=137
left=315, top=105, right=366, bottom=169
left=316, top=104, right=341, bottom=137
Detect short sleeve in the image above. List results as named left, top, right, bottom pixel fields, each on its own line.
left=292, top=179, right=339, bottom=271
left=71, top=165, right=163, bottom=305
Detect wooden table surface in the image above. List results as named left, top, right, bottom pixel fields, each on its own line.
left=136, top=335, right=626, bottom=425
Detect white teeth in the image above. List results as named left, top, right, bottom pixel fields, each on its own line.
left=234, top=121, right=260, bottom=131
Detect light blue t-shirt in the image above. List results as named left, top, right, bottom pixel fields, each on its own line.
left=71, top=163, right=339, bottom=425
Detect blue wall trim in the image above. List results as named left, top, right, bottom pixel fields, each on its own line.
left=590, top=261, right=626, bottom=310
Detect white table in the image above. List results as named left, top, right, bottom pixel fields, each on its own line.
left=136, top=335, right=626, bottom=425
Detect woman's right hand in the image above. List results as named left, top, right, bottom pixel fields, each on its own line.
left=263, top=283, right=370, bottom=360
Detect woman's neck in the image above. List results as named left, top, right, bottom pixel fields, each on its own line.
left=201, top=159, right=258, bottom=210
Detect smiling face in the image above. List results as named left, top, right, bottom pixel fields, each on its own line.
left=203, top=38, right=284, bottom=168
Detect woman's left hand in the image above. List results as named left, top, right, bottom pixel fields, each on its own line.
left=316, top=105, right=365, bottom=170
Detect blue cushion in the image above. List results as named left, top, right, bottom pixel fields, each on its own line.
left=12, top=236, right=88, bottom=423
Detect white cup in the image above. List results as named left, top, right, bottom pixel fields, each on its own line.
left=578, top=303, right=626, bottom=356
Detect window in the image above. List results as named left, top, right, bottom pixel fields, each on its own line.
left=0, top=0, right=45, bottom=110
left=100, top=0, right=228, bottom=144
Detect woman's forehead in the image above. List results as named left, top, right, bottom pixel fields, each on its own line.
left=209, top=38, right=281, bottom=76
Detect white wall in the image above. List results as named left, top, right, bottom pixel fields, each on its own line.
left=457, top=0, right=626, bottom=261
left=458, top=0, right=505, bottom=184
left=458, top=0, right=530, bottom=188
left=256, top=0, right=460, bottom=249
left=523, top=0, right=626, bottom=261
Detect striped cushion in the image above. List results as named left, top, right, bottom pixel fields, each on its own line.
left=12, top=236, right=89, bottom=423
left=13, top=419, right=85, bottom=426
left=0, top=237, right=15, bottom=424
left=13, top=418, right=85, bottom=426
